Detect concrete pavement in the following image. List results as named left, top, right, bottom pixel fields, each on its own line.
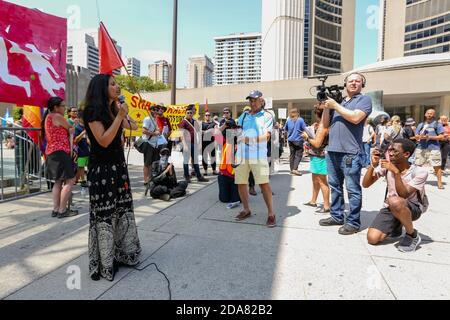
left=1, top=149, right=449, bottom=300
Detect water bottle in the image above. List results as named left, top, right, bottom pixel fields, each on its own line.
left=81, top=186, right=87, bottom=198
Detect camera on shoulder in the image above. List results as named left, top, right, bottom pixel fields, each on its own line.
left=310, top=75, right=344, bottom=104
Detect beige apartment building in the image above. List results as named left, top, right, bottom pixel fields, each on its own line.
left=148, top=60, right=172, bottom=85
left=380, top=0, right=450, bottom=60
left=187, top=55, right=214, bottom=89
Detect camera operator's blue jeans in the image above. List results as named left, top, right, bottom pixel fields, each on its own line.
left=326, top=152, right=363, bottom=230
left=363, top=143, right=371, bottom=167
left=183, top=142, right=202, bottom=178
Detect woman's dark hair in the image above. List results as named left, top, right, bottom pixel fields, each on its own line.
left=41, top=96, right=64, bottom=141
left=83, top=74, right=117, bottom=128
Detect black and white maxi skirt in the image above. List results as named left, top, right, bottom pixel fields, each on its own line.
left=87, top=161, right=141, bottom=281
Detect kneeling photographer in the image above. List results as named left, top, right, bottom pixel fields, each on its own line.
left=363, top=139, right=429, bottom=253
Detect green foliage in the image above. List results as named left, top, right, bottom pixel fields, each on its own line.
left=12, top=106, right=23, bottom=121
left=114, top=75, right=170, bottom=94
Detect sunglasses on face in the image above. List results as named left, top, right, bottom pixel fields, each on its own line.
left=186, top=112, right=193, bottom=115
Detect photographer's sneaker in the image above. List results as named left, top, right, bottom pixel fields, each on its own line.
left=398, top=230, right=421, bottom=253
left=226, top=202, right=241, bottom=210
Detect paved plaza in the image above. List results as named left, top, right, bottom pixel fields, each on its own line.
left=0, top=150, right=449, bottom=300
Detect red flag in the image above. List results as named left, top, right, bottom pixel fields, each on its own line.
left=99, top=22, right=124, bottom=74
left=205, top=99, right=209, bottom=113
left=0, top=1, right=67, bottom=107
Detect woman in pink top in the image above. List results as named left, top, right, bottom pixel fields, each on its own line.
left=41, top=97, right=77, bottom=219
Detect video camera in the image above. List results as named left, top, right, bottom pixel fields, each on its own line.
left=310, top=76, right=344, bottom=104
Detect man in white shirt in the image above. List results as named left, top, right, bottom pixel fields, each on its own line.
left=142, top=106, right=161, bottom=185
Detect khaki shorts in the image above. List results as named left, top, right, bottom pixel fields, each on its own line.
left=235, top=160, right=270, bottom=185
left=415, top=149, right=442, bottom=167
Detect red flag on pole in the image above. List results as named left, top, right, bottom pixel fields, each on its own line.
left=98, top=22, right=124, bottom=74
left=205, top=98, right=209, bottom=113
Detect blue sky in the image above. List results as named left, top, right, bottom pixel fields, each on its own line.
left=8, top=0, right=379, bottom=87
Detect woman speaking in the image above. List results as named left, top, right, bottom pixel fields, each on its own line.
left=83, top=74, right=141, bottom=281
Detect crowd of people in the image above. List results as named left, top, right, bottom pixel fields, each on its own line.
left=35, top=71, right=450, bottom=282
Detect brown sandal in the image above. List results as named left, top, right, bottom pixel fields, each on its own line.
left=235, top=210, right=251, bottom=221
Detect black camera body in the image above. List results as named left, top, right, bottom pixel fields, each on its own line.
left=226, top=120, right=243, bottom=130
left=311, top=76, right=344, bottom=104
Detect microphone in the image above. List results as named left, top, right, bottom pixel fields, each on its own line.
left=118, top=95, right=125, bottom=104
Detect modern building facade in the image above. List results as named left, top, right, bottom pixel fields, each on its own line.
left=68, top=29, right=124, bottom=77
left=149, top=60, right=172, bottom=85
left=66, top=64, right=91, bottom=107
left=380, top=0, right=450, bottom=60
left=311, top=0, right=356, bottom=75
left=187, top=55, right=214, bottom=89
left=67, top=30, right=99, bottom=78
left=123, top=57, right=141, bottom=77
left=214, top=33, right=261, bottom=86
left=261, top=0, right=355, bottom=81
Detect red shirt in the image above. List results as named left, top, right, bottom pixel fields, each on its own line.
left=45, top=114, right=70, bottom=155
left=156, top=116, right=171, bottom=133
left=443, top=124, right=450, bottom=141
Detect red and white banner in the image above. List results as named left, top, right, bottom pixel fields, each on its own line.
left=0, top=0, right=67, bottom=107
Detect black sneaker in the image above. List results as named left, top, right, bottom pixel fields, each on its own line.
left=319, top=217, right=344, bottom=227
left=51, top=211, right=58, bottom=218
left=398, top=230, right=422, bottom=253
left=338, top=224, right=360, bottom=235
left=184, top=177, right=192, bottom=184
left=58, top=210, right=79, bottom=219
left=197, top=176, right=209, bottom=182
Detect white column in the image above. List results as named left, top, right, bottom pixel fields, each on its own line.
left=412, top=105, right=422, bottom=123
left=261, top=0, right=303, bottom=81
left=440, top=95, right=450, bottom=117
left=232, top=105, right=238, bottom=120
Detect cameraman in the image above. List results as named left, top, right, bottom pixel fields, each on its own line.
left=320, top=72, right=373, bottom=235
left=363, top=139, right=427, bottom=253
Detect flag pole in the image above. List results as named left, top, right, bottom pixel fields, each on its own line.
left=170, top=0, right=178, bottom=105
left=100, top=22, right=150, bottom=114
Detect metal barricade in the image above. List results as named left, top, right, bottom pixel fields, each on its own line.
left=0, top=126, right=50, bottom=203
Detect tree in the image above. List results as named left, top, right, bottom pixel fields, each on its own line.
left=114, top=75, right=170, bottom=94
left=12, top=106, right=23, bottom=122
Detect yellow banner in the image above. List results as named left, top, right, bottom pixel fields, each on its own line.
left=123, top=89, right=200, bottom=138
